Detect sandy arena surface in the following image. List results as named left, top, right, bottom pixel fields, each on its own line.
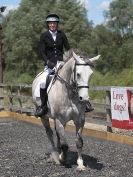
left=0, top=118, right=133, bottom=177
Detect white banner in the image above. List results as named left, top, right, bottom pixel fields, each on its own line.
left=111, top=88, right=129, bottom=120
left=111, top=87, right=133, bottom=129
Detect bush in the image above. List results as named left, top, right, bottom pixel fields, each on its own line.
left=16, top=73, right=33, bottom=84
left=89, top=69, right=133, bottom=100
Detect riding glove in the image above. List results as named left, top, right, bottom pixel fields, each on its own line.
left=47, top=60, right=55, bottom=69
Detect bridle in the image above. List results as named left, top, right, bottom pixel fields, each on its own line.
left=73, top=63, right=91, bottom=90
left=55, top=61, right=93, bottom=95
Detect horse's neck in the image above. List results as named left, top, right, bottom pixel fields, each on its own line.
left=59, top=57, right=75, bottom=83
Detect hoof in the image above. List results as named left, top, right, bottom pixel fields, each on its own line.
left=51, top=152, right=60, bottom=165
left=46, top=156, right=60, bottom=165
left=46, top=155, right=54, bottom=163
left=59, top=153, right=63, bottom=162
left=59, top=152, right=67, bottom=165
left=77, top=165, right=86, bottom=171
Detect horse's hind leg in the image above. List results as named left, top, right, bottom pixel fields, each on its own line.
left=74, top=119, right=86, bottom=171
left=55, top=119, right=68, bottom=165
left=55, top=130, right=61, bottom=153
left=41, top=117, right=60, bottom=164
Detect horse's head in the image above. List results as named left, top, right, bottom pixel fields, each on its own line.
left=72, top=51, right=101, bottom=101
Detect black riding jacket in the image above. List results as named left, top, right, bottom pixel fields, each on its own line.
left=39, top=30, right=70, bottom=69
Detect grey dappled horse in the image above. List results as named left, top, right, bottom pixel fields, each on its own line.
left=32, top=51, right=100, bottom=170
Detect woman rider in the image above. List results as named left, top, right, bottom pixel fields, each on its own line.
left=35, top=13, right=93, bottom=117
left=35, top=13, right=71, bottom=116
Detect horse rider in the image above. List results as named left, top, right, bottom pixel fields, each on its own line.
left=35, top=13, right=94, bottom=117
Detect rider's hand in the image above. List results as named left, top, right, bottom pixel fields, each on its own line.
left=47, top=60, right=55, bottom=69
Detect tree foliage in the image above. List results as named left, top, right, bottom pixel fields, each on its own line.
left=2, top=0, right=133, bottom=86
left=93, top=0, right=133, bottom=74
left=3, top=0, right=93, bottom=82
left=105, top=0, right=133, bottom=37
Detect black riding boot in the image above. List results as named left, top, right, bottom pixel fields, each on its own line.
left=35, top=88, right=48, bottom=117
left=85, top=101, right=94, bottom=112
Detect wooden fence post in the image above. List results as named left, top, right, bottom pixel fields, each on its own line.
left=106, top=90, right=112, bottom=132
left=8, top=85, right=13, bottom=111
left=0, top=85, right=4, bottom=110
left=17, top=85, right=22, bottom=113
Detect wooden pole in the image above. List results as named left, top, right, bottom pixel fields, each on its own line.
left=0, top=27, right=3, bottom=83
left=17, top=86, right=23, bottom=113
left=0, top=7, right=6, bottom=83
left=0, top=85, right=4, bottom=110
left=106, top=90, right=112, bottom=132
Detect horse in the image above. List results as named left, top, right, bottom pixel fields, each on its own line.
left=32, top=51, right=100, bottom=170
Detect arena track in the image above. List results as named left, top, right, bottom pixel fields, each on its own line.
left=0, top=117, right=133, bottom=177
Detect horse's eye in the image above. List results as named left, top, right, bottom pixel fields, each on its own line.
left=77, top=73, right=80, bottom=79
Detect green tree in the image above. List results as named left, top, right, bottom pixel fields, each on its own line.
left=105, top=0, right=133, bottom=38
left=53, top=0, right=93, bottom=52
left=3, top=0, right=93, bottom=83
left=93, top=0, right=133, bottom=74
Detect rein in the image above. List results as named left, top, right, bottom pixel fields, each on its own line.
left=55, top=73, right=78, bottom=94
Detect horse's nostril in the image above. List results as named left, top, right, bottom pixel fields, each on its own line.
left=79, top=97, right=82, bottom=100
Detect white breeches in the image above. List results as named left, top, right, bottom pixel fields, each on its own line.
left=40, top=61, right=64, bottom=89
left=40, top=66, right=54, bottom=89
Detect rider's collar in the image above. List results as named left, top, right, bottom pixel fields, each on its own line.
left=49, top=30, right=57, bottom=34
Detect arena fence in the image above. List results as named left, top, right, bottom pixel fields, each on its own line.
left=0, top=83, right=129, bottom=133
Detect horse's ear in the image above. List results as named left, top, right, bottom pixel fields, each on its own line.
left=72, top=51, right=81, bottom=62
left=72, top=51, right=77, bottom=59
left=88, top=55, right=101, bottom=63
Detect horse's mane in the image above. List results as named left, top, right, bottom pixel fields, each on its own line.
left=59, top=48, right=96, bottom=76
left=72, top=48, right=89, bottom=58
left=63, top=49, right=73, bottom=63
left=63, top=48, right=88, bottom=63
left=58, top=52, right=75, bottom=77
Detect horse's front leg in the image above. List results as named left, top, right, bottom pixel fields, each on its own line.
left=41, top=116, right=60, bottom=164
left=55, top=119, right=69, bottom=165
left=74, top=117, right=86, bottom=171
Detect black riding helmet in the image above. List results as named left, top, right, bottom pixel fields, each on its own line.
left=46, top=13, right=60, bottom=22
